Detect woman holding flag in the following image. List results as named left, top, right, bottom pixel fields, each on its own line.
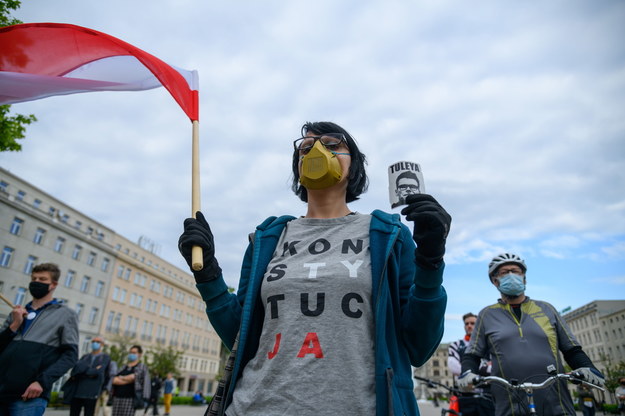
left=178, top=121, right=450, bottom=416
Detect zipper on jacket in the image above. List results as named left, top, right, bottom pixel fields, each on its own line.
left=505, top=304, right=523, bottom=338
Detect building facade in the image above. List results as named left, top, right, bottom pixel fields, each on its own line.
left=0, top=167, right=222, bottom=396
left=413, top=342, right=454, bottom=400
left=563, top=300, right=625, bottom=372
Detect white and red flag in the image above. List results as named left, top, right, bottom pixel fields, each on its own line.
left=0, top=22, right=198, bottom=121
left=0, top=22, right=206, bottom=269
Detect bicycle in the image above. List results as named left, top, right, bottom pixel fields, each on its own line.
left=415, top=376, right=493, bottom=416
left=471, top=366, right=605, bottom=416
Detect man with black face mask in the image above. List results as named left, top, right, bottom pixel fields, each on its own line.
left=0, top=262, right=79, bottom=416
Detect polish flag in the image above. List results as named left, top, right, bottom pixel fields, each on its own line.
left=0, top=22, right=199, bottom=121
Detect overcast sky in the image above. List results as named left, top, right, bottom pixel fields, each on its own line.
left=2, top=0, right=624, bottom=343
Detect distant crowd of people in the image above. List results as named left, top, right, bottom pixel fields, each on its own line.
left=0, top=263, right=191, bottom=416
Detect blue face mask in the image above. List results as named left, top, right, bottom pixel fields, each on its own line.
left=498, top=273, right=525, bottom=296
left=128, top=353, right=138, bottom=362
left=91, top=342, right=101, bottom=351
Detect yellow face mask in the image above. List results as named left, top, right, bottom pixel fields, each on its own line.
left=299, top=140, right=344, bottom=190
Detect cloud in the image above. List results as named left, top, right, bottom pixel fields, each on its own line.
left=3, top=0, right=625, bottom=343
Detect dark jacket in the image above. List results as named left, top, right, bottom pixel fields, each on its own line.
left=71, top=352, right=112, bottom=399
left=196, top=210, right=447, bottom=416
left=0, top=301, right=79, bottom=402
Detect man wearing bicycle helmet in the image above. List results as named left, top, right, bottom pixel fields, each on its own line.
left=458, top=253, right=604, bottom=416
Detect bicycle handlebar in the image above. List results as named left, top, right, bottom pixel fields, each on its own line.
left=473, top=372, right=605, bottom=392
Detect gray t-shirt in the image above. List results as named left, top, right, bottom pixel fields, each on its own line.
left=226, top=213, right=376, bottom=416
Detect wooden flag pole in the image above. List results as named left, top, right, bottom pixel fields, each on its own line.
left=191, top=120, right=204, bottom=271
left=0, top=292, right=14, bottom=308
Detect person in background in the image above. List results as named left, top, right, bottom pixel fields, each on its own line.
left=111, top=345, right=150, bottom=416
left=0, top=262, right=79, bottom=416
left=577, top=384, right=597, bottom=416
left=460, top=253, right=604, bottom=416
left=178, top=121, right=451, bottom=415
left=143, top=373, right=162, bottom=416
left=448, top=313, right=493, bottom=416
left=68, top=336, right=112, bottom=416
left=95, top=360, right=118, bottom=416
left=192, top=391, right=205, bottom=405
left=162, top=373, right=176, bottom=416
left=616, top=377, right=625, bottom=415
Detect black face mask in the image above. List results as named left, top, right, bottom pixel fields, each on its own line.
left=29, top=281, right=50, bottom=299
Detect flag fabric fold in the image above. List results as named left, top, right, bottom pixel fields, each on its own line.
left=0, top=23, right=198, bottom=121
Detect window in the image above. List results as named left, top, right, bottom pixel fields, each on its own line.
left=72, top=245, right=82, bottom=260
left=101, top=258, right=110, bottom=272
left=74, top=220, right=82, bottom=230
left=10, top=217, right=24, bottom=235
left=106, top=311, right=115, bottom=331
left=87, top=251, right=97, bottom=266
left=33, top=228, right=46, bottom=245
left=0, top=180, right=8, bottom=193
left=60, top=213, right=69, bottom=223
left=48, top=206, right=56, bottom=216
left=113, top=313, right=121, bottom=333
left=112, top=286, right=120, bottom=301
left=119, top=289, right=127, bottom=303
left=95, top=281, right=105, bottom=297
left=80, top=276, right=90, bottom=293
left=1, top=247, right=14, bottom=267
left=14, top=287, right=27, bottom=305
left=117, top=265, right=124, bottom=277
left=33, top=199, right=42, bottom=209
left=23, top=255, right=38, bottom=274
left=124, top=268, right=131, bottom=280
left=75, top=303, right=84, bottom=321
left=64, top=270, right=76, bottom=288
left=16, top=190, right=25, bottom=201
left=88, top=307, right=99, bottom=325
left=54, top=237, right=65, bottom=253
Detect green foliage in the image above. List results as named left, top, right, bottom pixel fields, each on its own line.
left=1, top=1, right=38, bottom=152
left=145, top=345, right=183, bottom=378
left=0, top=105, right=37, bottom=151
left=0, top=0, right=22, bottom=26
left=103, top=335, right=138, bottom=367
left=599, top=354, right=625, bottom=396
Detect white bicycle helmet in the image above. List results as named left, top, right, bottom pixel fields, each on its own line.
left=488, top=253, right=527, bottom=277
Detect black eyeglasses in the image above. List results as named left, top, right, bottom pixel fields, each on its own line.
left=293, top=133, right=346, bottom=155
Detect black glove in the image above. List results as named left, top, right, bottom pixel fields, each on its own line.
left=401, top=194, right=451, bottom=269
left=178, top=211, right=222, bottom=283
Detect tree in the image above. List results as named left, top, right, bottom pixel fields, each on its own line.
left=104, top=334, right=137, bottom=367
left=599, top=353, right=625, bottom=403
left=0, top=0, right=37, bottom=152
left=145, top=345, right=183, bottom=378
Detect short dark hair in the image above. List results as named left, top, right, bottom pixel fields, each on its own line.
left=396, top=170, right=419, bottom=187
left=131, top=345, right=143, bottom=354
left=32, top=263, right=60, bottom=282
left=463, top=312, right=477, bottom=322
left=291, top=121, right=369, bottom=203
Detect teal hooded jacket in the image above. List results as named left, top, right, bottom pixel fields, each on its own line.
left=196, top=210, right=447, bottom=415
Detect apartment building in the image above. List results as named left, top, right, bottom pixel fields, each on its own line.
left=413, top=342, right=454, bottom=400
left=562, top=300, right=625, bottom=372
left=0, top=167, right=222, bottom=395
